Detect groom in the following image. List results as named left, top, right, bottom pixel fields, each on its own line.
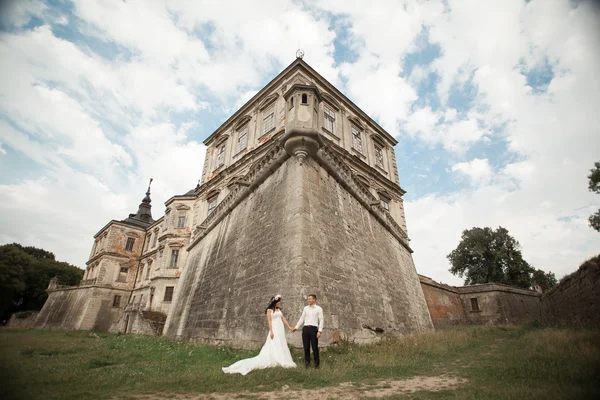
left=293, top=294, right=324, bottom=368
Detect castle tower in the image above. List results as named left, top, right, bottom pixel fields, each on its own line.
left=163, top=57, right=433, bottom=348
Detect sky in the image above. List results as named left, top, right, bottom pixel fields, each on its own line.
left=0, top=0, right=599, bottom=286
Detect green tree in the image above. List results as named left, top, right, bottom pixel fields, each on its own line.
left=532, top=269, right=558, bottom=291
left=588, top=161, right=600, bottom=232
left=447, top=226, right=534, bottom=288
left=0, top=245, right=29, bottom=321
left=0, top=243, right=83, bottom=322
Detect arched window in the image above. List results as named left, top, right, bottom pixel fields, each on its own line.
left=301, top=93, right=308, bottom=104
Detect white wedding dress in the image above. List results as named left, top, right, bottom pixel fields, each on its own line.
left=222, top=310, right=297, bottom=375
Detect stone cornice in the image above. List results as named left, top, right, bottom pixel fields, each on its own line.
left=194, top=131, right=285, bottom=199
left=93, top=220, right=146, bottom=238
left=188, top=134, right=411, bottom=253
left=48, top=285, right=130, bottom=294
left=419, top=275, right=541, bottom=298
left=188, top=145, right=290, bottom=251
left=327, top=142, right=407, bottom=197
left=314, top=145, right=412, bottom=253
left=86, top=252, right=131, bottom=265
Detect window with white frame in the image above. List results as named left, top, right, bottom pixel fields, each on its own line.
left=352, top=126, right=363, bottom=153
left=323, top=105, right=335, bottom=133
left=374, top=144, right=384, bottom=169
left=152, top=230, right=158, bottom=247
left=145, top=233, right=152, bottom=251
left=145, top=264, right=151, bottom=280
left=169, top=249, right=179, bottom=269
left=215, top=144, right=225, bottom=169
left=236, top=126, right=248, bottom=153
left=207, top=195, right=218, bottom=216
left=177, top=211, right=186, bottom=228
left=262, top=106, right=274, bottom=135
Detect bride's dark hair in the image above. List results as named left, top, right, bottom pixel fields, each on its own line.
left=265, top=294, right=282, bottom=314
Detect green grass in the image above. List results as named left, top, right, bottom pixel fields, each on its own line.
left=1, top=325, right=599, bottom=399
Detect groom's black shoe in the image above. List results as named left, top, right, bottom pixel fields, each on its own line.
left=315, top=364, right=320, bottom=369
left=305, top=363, right=311, bottom=368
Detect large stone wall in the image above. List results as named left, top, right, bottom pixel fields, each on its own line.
left=301, top=157, right=433, bottom=343
left=541, top=255, right=600, bottom=326
left=35, top=286, right=127, bottom=331
left=419, top=275, right=542, bottom=328
left=164, top=157, right=305, bottom=348
left=165, top=155, right=433, bottom=348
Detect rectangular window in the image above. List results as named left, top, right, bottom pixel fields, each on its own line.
left=236, top=126, right=248, bottom=153
left=145, top=233, right=152, bottom=251
left=152, top=231, right=158, bottom=247
left=263, top=107, right=274, bottom=135
left=145, top=265, right=151, bottom=280
left=177, top=211, right=186, bottom=228
left=120, top=267, right=128, bottom=273
left=164, top=286, right=174, bottom=302
left=112, top=295, right=121, bottom=307
left=215, top=144, right=225, bottom=168
left=380, top=197, right=390, bottom=212
left=169, top=249, right=179, bottom=268
left=207, top=196, right=218, bottom=216
left=323, top=105, right=335, bottom=133
left=352, top=126, right=362, bottom=153
left=470, top=298, right=480, bottom=311
left=374, top=145, right=384, bottom=168
left=125, top=237, right=135, bottom=251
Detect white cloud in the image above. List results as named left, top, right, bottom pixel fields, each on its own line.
left=451, top=158, right=492, bottom=186
left=339, top=57, right=417, bottom=133
left=0, top=0, right=48, bottom=28
left=0, top=143, right=6, bottom=155
left=0, top=0, right=599, bottom=289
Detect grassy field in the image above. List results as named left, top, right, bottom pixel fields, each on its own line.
left=1, top=324, right=599, bottom=399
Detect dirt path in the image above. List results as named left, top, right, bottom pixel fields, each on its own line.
left=115, top=374, right=467, bottom=400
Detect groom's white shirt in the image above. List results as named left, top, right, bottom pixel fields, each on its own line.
left=294, top=304, right=324, bottom=332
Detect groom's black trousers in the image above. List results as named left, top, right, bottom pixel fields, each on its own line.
left=302, top=326, right=320, bottom=366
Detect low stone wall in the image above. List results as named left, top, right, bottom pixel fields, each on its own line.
left=541, top=255, right=600, bottom=326
left=419, top=276, right=467, bottom=329
left=6, top=312, right=39, bottom=329
left=35, top=286, right=128, bottom=331
left=419, top=275, right=542, bottom=328
left=457, top=283, right=541, bottom=325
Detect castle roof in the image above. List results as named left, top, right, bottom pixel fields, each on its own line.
left=203, top=57, right=398, bottom=147
left=121, top=178, right=155, bottom=228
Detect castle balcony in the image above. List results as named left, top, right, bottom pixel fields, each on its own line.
left=79, top=278, right=97, bottom=286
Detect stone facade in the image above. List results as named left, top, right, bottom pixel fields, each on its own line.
left=35, top=57, right=430, bottom=344
left=419, top=275, right=542, bottom=328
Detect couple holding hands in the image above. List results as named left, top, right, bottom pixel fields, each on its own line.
left=222, top=294, right=324, bottom=375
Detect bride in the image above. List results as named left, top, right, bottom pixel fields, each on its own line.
left=222, top=294, right=297, bottom=375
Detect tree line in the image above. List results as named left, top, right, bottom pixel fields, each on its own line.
left=0, top=243, right=83, bottom=323
left=447, top=226, right=557, bottom=290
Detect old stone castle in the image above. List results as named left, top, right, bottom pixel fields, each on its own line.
left=34, top=57, right=544, bottom=347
